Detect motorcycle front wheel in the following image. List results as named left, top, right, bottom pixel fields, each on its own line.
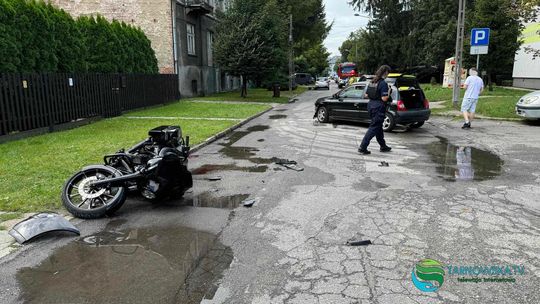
left=61, top=166, right=127, bottom=219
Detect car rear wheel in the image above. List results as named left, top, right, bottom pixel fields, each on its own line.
left=317, top=106, right=329, bottom=123
left=382, top=113, right=395, bottom=132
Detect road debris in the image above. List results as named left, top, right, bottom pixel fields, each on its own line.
left=206, top=176, right=223, bottom=181
left=346, top=239, right=372, bottom=246
left=9, top=213, right=80, bottom=244
left=242, top=199, right=257, bottom=208
left=379, top=161, right=389, bottom=167
left=273, top=158, right=304, bottom=171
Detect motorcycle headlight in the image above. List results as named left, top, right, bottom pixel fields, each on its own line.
left=523, top=95, right=539, bottom=105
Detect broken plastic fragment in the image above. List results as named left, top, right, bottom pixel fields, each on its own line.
left=346, top=240, right=372, bottom=246
left=206, top=176, right=222, bottom=181
left=9, top=212, right=80, bottom=244
left=242, top=199, right=256, bottom=207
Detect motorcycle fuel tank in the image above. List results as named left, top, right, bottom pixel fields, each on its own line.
left=9, top=212, right=80, bottom=244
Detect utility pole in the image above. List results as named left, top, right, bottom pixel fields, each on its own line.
left=289, top=14, right=293, bottom=93
left=453, top=0, right=466, bottom=108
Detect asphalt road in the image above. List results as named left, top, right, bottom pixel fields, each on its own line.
left=1, top=84, right=539, bottom=304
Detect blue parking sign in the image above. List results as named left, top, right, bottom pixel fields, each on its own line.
left=471, top=28, right=490, bottom=46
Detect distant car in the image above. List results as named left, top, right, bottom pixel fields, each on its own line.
left=295, top=73, right=314, bottom=85
left=315, top=77, right=330, bottom=90
left=338, top=78, right=348, bottom=89
left=516, top=90, right=540, bottom=119
left=314, top=74, right=431, bottom=132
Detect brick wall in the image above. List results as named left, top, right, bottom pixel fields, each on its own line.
left=49, top=0, right=174, bottom=74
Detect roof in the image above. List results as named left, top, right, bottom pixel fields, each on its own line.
left=387, top=73, right=416, bottom=78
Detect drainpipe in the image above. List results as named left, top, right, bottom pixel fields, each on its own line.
left=170, top=0, right=178, bottom=74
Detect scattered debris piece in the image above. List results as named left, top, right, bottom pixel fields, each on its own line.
left=379, top=161, right=389, bottom=167
left=242, top=199, right=257, bottom=208
left=283, top=163, right=304, bottom=171
left=273, top=158, right=297, bottom=165
left=206, top=176, right=223, bottom=181
left=273, top=158, right=304, bottom=171
left=346, top=239, right=372, bottom=246
left=9, top=212, right=80, bottom=244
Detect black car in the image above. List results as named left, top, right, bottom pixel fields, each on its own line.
left=295, top=73, right=315, bottom=85
left=314, top=74, right=431, bottom=132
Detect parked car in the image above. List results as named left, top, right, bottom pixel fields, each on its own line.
left=314, top=74, right=431, bottom=132
left=295, top=73, right=314, bottom=85
left=515, top=90, right=540, bottom=119
left=338, top=78, right=348, bottom=89
left=315, top=77, right=330, bottom=90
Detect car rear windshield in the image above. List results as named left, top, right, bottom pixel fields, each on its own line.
left=395, top=77, right=420, bottom=89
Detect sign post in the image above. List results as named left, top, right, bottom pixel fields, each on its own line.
left=470, top=28, right=490, bottom=70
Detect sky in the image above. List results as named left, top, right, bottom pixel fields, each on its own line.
left=323, top=0, right=369, bottom=58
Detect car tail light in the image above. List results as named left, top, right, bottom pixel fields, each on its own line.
left=424, top=99, right=430, bottom=109
left=397, top=100, right=407, bottom=111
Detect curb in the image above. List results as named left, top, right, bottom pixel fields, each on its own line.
left=432, top=112, right=522, bottom=122
left=189, top=106, right=275, bottom=154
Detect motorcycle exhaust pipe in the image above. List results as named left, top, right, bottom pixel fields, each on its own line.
left=89, top=172, right=143, bottom=188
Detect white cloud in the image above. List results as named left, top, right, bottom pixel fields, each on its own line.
left=323, top=0, right=369, bottom=57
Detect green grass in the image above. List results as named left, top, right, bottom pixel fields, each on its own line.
left=0, top=102, right=272, bottom=213
left=422, top=84, right=528, bottom=119
left=128, top=101, right=270, bottom=119
left=189, top=87, right=308, bottom=104
left=0, top=212, right=22, bottom=222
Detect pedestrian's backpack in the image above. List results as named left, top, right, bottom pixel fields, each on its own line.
left=366, top=80, right=381, bottom=100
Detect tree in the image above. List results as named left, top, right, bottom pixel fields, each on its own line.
left=0, top=0, right=21, bottom=72
left=214, top=0, right=287, bottom=97
left=277, top=0, right=331, bottom=74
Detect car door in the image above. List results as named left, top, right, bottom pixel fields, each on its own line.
left=330, top=87, right=359, bottom=120
left=349, top=84, right=369, bottom=121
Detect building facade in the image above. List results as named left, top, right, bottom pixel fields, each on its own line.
left=513, top=18, right=540, bottom=90
left=49, top=0, right=239, bottom=97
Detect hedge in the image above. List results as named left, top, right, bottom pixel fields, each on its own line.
left=0, top=0, right=158, bottom=73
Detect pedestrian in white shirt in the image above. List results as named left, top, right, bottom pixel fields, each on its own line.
left=461, top=68, right=484, bottom=129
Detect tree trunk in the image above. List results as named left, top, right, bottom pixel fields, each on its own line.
left=488, top=73, right=493, bottom=91
left=241, top=75, right=248, bottom=98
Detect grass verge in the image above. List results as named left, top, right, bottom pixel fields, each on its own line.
left=422, top=84, right=528, bottom=119
left=188, top=87, right=308, bottom=104
left=0, top=102, right=272, bottom=213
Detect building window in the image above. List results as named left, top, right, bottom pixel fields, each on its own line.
left=207, top=31, right=214, bottom=67
left=187, top=23, right=196, bottom=56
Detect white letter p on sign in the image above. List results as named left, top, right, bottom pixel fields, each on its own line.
left=475, top=31, right=485, bottom=44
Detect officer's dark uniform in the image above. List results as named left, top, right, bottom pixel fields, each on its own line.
left=359, top=79, right=389, bottom=151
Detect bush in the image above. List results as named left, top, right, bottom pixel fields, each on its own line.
left=0, top=0, right=158, bottom=73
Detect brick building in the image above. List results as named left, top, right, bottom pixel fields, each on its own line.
left=49, top=0, right=240, bottom=97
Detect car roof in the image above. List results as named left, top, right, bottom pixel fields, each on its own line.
left=351, top=82, right=369, bottom=86
left=387, top=73, right=416, bottom=79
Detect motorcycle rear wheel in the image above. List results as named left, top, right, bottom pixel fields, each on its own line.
left=61, top=167, right=127, bottom=219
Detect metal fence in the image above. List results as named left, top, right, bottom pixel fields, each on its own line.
left=0, top=73, right=179, bottom=137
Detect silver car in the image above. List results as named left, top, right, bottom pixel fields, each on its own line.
left=315, top=77, right=330, bottom=90
left=516, top=90, right=540, bottom=119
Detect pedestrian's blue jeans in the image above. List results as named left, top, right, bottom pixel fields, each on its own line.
left=360, top=100, right=387, bottom=150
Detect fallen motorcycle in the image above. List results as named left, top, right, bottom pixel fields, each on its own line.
left=61, top=126, right=193, bottom=219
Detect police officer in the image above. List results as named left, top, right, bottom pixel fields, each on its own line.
left=358, top=65, right=392, bottom=155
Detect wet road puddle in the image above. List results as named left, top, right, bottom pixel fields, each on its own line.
left=17, top=221, right=233, bottom=304
left=183, top=192, right=250, bottom=209
left=219, top=125, right=273, bottom=164
left=192, top=164, right=268, bottom=175
left=426, top=137, right=503, bottom=181
left=269, top=114, right=287, bottom=120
